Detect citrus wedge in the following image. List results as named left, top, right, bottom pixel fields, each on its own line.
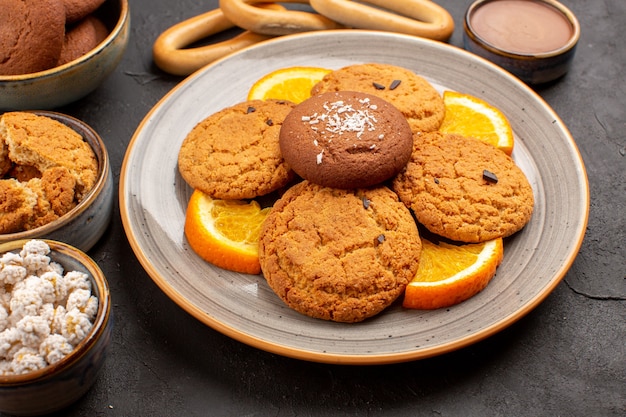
left=247, top=66, right=332, bottom=103
left=439, top=90, right=515, bottom=155
left=403, top=237, right=504, bottom=310
left=184, top=189, right=270, bottom=275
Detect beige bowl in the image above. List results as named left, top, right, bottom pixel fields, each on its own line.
left=0, top=239, right=112, bottom=416
left=0, top=111, right=114, bottom=252
left=0, top=0, right=130, bottom=110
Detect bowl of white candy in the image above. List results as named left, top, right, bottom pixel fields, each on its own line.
left=0, top=239, right=111, bottom=416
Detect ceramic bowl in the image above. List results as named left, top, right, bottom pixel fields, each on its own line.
left=463, top=0, right=580, bottom=85
left=0, top=239, right=112, bottom=416
left=0, top=0, right=130, bottom=110
left=0, top=111, right=113, bottom=252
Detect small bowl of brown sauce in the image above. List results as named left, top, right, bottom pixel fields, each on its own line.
left=463, top=0, right=580, bottom=85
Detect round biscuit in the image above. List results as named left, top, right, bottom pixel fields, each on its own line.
left=311, top=63, right=445, bottom=134
left=392, top=131, right=534, bottom=243
left=280, top=91, right=413, bottom=189
left=63, top=0, right=106, bottom=24
left=178, top=99, right=296, bottom=200
left=0, top=0, right=66, bottom=75
left=259, top=181, right=422, bottom=323
left=58, top=15, right=109, bottom=65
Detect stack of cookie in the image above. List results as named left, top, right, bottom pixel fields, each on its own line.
left=0, top=112, right=98, bottom=234
left=0, top=0, right=108, bottom=75
left=178, top=63, right=534, bottom=323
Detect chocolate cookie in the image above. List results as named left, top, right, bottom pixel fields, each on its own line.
left=58, top=15, right=109, bottom=65
left=311, top=63, right=445, bottom=134
left=178, top=99, right=296, bottom=200
left=63, top=0, right=106, bottom=24
left=259, top=181, right=422, bottom=323
left=0, top=0, right=66, bottom=75
left=280, top=91, right=413, bottom=189
left=392, top=131, right=534, bottom=243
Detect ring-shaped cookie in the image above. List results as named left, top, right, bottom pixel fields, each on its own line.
left=309, top=0, right=454, bottom=41
left=219, top=0, right=344, bottom=36
left=153, top=6, right=281, bottom=76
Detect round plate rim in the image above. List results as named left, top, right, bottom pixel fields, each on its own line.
left=119, top=30, right=589, bottom=365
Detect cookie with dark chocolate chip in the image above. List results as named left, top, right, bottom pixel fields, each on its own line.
left=178, top=99, right=296, bottom=199
left=392, top=131, right=534, bottom=243
left=311, top=63, right=445, bottom=134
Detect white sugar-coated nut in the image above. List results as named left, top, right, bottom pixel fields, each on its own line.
left=0, top=264, right=27, bottom=286
left=0, top=239, right=98, bottom=375
left=62, top=308, right=92, bottom=346
left=16, top=316, right=51, bottom=350
left=11, top=347, right=47, bottom=375
left=0, top=328, right=22, bottom=361
left=64, top=271, right=91, bottom=293
left=0, top=306, right=8, bottom=333
left=39, top=334, right=73, bottom=364
left=40, top=271, right=67, bottom=304
left=9, top=288, right=43, bottom=325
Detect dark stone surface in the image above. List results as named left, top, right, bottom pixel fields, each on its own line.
left=6, top=0, right=623, bottom=415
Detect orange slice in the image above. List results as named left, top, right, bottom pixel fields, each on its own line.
left=247, top=66, right=332, bottom=103
left=403, top=237, right=504, bottom=310
left=439, top=90, right=515, bottom=155
left=184, top=189, right=270, bottom=275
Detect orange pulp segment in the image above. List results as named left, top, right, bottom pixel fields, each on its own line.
left=403, top=237, right=504, bottom=310
left=247, top=66, right=332, bottom=103
left=184, top=189, right=270, bottom=275
left=439, top=90, right=515, bottom=155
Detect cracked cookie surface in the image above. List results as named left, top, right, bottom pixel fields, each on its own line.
left=1, top=112, right=97, bottom=200
left=392, top=131, right=534, bottom=243
left=178, top=99, right=296, bottom=199
left=0, top=112, right=97, bottom=234
left=259, top=181, right=421, bottom=323
left=0, top=0, right=66, bottom=75
left=62, top=0, right=106, bottom=23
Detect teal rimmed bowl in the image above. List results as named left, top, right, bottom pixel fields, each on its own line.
left=0, top=0, right=129, bottom=110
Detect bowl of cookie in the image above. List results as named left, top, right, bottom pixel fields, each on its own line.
left=0, top=239, right=112, bottom=416
left=0, top=0, right=130, bottom=110
left=0, top=110, right=114, bottom=252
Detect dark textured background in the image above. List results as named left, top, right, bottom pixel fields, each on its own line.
left=9, top=0, right=624, bottom=415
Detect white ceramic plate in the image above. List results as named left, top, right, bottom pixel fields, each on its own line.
left=120, top=31, right=589, bottom=364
